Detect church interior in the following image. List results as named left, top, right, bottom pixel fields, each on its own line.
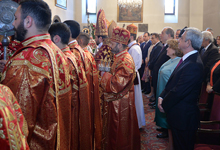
left=0, top=0, right=220, bottom=150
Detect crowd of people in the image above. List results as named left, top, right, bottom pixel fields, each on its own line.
left=0, top=0, right=220, bottom=150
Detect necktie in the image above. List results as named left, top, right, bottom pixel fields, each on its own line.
left=175, top=58, right=183, bottom=69
left=160, top=45, right=165, bottom=52
left=143, top=42, right=146, bottom=48
left=200, top=48, right=205, bottom=56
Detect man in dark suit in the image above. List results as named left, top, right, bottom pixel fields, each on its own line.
left=200, top=31, right=220, bottom=119
left=151, top=27, right=173, bottom=96
left=148, top=28, right=173, bottom=110
left=201, top=31, right=220, bottom=82
left=148, top=33, right=163, bottom=71
left=149, top=28, right=174, bottom=138
left=140, top=32, right=152, bottom=94
left=147, top=33, right=163, bottom=99
left=158, top=27, right=204, bottom=150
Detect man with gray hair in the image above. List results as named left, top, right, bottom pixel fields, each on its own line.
left=158, top=27, right=204, bottom=150
left=206, top=27, right=218, bottom=46
left=201, top=31, right=220, bottom=81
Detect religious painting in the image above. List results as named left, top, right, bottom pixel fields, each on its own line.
left=117, top=2, right=143, bottom=23
left=55, top=0, right=67, bottom=10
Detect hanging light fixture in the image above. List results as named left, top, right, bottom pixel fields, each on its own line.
left=118, top=0, right=142, bottom=9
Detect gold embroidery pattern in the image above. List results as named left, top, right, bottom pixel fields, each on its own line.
left=10, top=60, right=50, bottom=78
left=0, top=118, right=5, bottom=139
left=42, top=44, right=61, bottom=150
left=13, top=104, right=19, bottom=110
left=73, top=84, right=79, bottom=90
left=80, top=83, right=88, bottom=88
left=49, top=87, right=55, bottom=97
left=1, top=71, right=6, bottom=82
left=22, top=35, right=50, bottom=46
left=8, top=122, right=22, bottom=149
left=0, top=99, right=7, bottom=106
left=15, top=111, right=22, bottom=122
left=31, top=49, right=51, bottom=67
left=17, top=53, right=25, bottom=59
left=66, top=53, right=79, bottom=76
left=59, top=86, right=71, bottom=95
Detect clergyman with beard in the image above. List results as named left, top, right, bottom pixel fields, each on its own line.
left=1, top=0, right=72, bottom=149
left=100, top=27, right=140, bottom=150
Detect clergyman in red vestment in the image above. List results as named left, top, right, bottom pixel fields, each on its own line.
left=77, top=32, right=103, bottom=150
left=0, top=84, right=29, bottom=150
left=94, top=9, right=114, bottom=67
left=1, top=1, right=72, bottom=149
left=64, top=20, right=102, bottom=150
left=48, top=22, right=93, bottom=150
left=93, top=9, right=116, bottom=115
left=100, top=27, right=140, bottom=150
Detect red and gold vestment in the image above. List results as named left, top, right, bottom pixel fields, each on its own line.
left=83, top=46, right=102, bottom=150
left=94, top=39, right=114, bottom=115
left=62, top=46, right=91, bottom=150
left=0, top=84, right=29, bottom=150
left=1, top=34, right=72, bottom=150
left=69, top=40, right=102, bottom=150
left=101, top=49, right=140, bottom=150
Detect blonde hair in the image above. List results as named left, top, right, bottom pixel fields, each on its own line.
left=166, top=39, right=183, bottom=57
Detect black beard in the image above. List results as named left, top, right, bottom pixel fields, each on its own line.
left=14, top=21, right=27, bottom=42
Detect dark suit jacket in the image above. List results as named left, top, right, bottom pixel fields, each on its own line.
left=201, top=43, right=220, bottom=82
left=148, top=42, right=163, bottom=71
left=139, top=41, right=152, bottom=76
left=150, top=44, right=170, bottom=90
left=160, top=52, right=203, bottom=130
left=140, top=42, right=144, bottom=50
left=142, top=40, right=152, bottom=60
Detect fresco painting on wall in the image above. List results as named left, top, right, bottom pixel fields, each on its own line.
left=117, top=2, right=143, bottom=23
left=55, top=0, right=67, bottom=10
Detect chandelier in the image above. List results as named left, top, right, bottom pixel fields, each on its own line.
left=118, top=0, right=142, bottom=9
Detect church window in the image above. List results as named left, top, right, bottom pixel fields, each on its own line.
left=86, top=0, right=97, bottom=14
left=164, top=0, right=178, bottom=23
left=165, top=0, right=175, bottom=15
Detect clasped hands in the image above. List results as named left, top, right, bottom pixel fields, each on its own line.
left=158, top=97, right=165, bottom=113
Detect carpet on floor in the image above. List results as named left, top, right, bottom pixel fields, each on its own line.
left=140, top=94, right=168, bottom=150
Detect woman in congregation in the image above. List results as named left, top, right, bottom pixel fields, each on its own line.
left=155, top=39, right=183, bottom=150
